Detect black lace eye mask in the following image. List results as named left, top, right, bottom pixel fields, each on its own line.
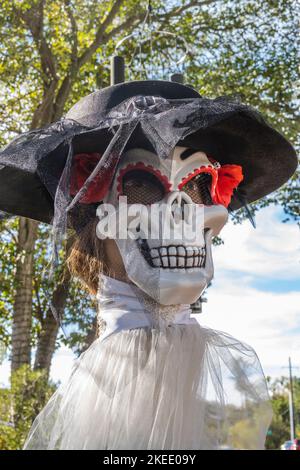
left=122, top=169, right=166, bottom=205
left=181, top=173, right=213, bottom=205
left=120, top=167, right=213, bottom=206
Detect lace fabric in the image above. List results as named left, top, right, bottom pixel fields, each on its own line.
left=23, top=276, right=272, bottom=450
left=23, top=326, right=272, bottom=450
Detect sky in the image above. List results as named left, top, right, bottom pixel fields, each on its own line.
left=0, top=204, right=299, bottom=387
left=200, top=205, right=300, bottom=379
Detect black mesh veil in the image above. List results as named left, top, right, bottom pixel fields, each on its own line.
left=0, top=91, right=297, bottom=322
left=0, top=93, right=296, bottom=246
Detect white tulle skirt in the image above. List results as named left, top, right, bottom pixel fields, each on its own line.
left=24, top=324, right=272, bottom=450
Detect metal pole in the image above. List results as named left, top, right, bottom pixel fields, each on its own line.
left=170, top=73, right=184, bottom=84
left=110, top=55, right=125, bottom=85
left=289, top=356, right=295, bottom=441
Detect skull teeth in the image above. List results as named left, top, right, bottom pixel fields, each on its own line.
left=137, top=240, right=206, bottom=269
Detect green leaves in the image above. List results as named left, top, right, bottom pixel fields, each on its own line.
left=265, top=376, right=300, bottom=449
left=0, top=364, right=56, bottom=450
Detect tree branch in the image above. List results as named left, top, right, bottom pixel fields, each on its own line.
left=33, top=279, right=44, bottom=326
left=64, top=0, right=78, bottom=74
left=52, top=0, right=79, bottom=120
left=77, top=0, right=126, bottom=68
left=30, top=80, right=57, bottom=128
left=104, top=12, right=145, bottom=42
left=155, top=0, right=222, bottom=21
left=14, top=0, right=58, bottom=83
left=53, top=0, right=128, bottom=119
left=3, top=227, right=18, bottom=245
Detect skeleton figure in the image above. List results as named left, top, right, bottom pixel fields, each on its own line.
left=0, top=80, right=297, bottom=450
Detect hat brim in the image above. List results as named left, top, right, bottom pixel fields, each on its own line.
left=180, top=111, right=297, bottom=210
left=0, top=79, right=297, bottom=223
left=0, top=166, right=53, bottom=223
left=0, top=112, right=297, bottom=224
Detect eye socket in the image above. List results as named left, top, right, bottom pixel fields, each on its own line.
left=181, top=173, right=213, bottom=205
left=122, top=169, right=166, bottom=205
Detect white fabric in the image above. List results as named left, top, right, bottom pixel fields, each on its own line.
left=97, top=275, right=197, bottom=341
left=24, top=275, right=272, bottom=450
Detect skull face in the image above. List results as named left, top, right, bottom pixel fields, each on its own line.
left=96, top=147, right=229, bottom=305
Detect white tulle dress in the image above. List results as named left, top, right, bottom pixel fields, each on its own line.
left=24, top=275, right=272, bottom=450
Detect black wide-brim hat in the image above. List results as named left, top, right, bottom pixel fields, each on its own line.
left=0, top=80, right=297, bottom=226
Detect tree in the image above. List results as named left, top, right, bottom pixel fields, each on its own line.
left=1, top=0, right=155, bottom=377
left=265, top=376, right=300, bottom=449
left=11, top=218, right=38, bottom=371
left=0, top=0, right=298, bottom=406
left=0, top=365, right=55, bottom=450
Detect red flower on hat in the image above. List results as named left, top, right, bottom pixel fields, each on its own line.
left=70, top=153, right=103, bottom=204
left=212, top=164, right=244, bottom=207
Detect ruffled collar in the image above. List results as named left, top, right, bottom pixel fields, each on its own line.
left=97, top=275, right=196, bottom=341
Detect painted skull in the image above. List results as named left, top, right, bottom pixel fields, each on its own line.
left=96, top=146, right=242, bottom=305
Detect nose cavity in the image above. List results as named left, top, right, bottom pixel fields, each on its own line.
left=165, top=191, right=194, bottom=224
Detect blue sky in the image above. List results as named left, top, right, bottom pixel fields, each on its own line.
left=200, top=205, right=300, bottom=379
left=0, top=204, right=299, bottom=386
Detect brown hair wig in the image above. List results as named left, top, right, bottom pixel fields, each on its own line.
left=67, top=219, right=106, bottom=296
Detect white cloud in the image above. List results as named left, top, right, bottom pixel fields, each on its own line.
left=50, top=346, right=75, bottom=385
left=198, top=206, right=300, bottom=377
left=0, top=346, right=76, bottom=388
left=199, top=283, right=300, bottom=374
left=0, top=360, right=10, bottom=388
left=213, top=206, right=300, bottom=279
